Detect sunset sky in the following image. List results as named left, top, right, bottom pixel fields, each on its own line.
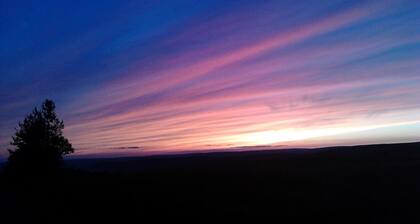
left=1, top=0, right=420, bottom=159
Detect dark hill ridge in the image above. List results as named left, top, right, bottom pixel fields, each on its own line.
left=65, top=142, right=420, bottom=173
left=2, top=142, right=420, bottom=223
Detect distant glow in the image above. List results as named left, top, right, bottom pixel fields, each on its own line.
left=231, top=121, right=420, bottom=146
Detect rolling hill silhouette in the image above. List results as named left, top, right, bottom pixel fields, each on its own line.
left=1, top=142, right=420, bottom=223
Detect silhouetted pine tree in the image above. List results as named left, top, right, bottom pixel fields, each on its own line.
left=7, top=99, right=74, bottom=173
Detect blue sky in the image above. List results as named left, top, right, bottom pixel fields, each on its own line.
left=1, top=0, right=420, bottom=159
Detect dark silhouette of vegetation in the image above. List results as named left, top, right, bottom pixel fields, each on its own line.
left=1, top=142, right=420, bottom=223
left=6, top=99, right=74, bottom=173
left=1, top=101, right=419, bottom=223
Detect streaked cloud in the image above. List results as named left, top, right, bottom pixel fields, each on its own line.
left=1, top=0, right=420, bottom=158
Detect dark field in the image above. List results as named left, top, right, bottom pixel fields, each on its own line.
left=1, top=142, right=420, bottom=223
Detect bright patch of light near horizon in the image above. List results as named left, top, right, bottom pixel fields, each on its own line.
left=232, top=120, right=420, bottom=146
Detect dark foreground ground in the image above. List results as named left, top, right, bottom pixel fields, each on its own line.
left=1, top=142, right=420, bottom=223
